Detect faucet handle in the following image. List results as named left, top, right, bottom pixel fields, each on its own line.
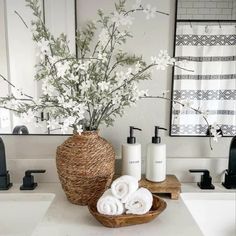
left=20, top=169, right=46, bottom=190
left=189, top=169, right=215, bottom=189
left=25, top=170, right=46, bottom=176
left=0, top=171, right=12, bottom=190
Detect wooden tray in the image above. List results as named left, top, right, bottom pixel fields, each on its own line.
left=139, top=175, right=181, bottom=200
left=88, top=195, right=167, bottom=228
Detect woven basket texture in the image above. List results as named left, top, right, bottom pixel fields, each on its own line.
left=56, top=131, right=115, bottom=205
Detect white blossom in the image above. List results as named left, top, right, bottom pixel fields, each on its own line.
left=73, top=103, right=86, bottom=120
left=98, top=81, right=110, bottom=91
left=158, top=50, right=175, bottom=64
left=68, top=74, right=79, bottom=82
left=57, top=96, right=66, bottom=106
left=59, top=116, right=77, bottom=134
left=31, top=23, right=37, bottom=33
left=35, top=121, right=44, bottom=129
left=47, top=119, right=59, bottom=130
left=99, top=28, right=110, bottom=47
left=11, top=87, right=24, bottom=98
left=115, top=71, right=127, bottom=86
left=77, top=61, right=91, bottom=74
left=60, top=123, right=69, bottom=134
left=79, top=80, right=93, bottom=94
left=37, top=39, right=50, bottom=53
left=143, top=4, right=156, bottom=20
left=112, top=92, right=122, bottom=105
left=176, top=59, right=189, bottom=68
left=76, top=124, right=83, bottom=135
left=201, top=110, right=209, bottom=118
left=126, top=67, right=133, bottom=78
left=111, top=12, right=134, bottom=26
left=48, top=56, right=59, bottom=64
left=132, top=0, right=142, bottom=9
left=20, top=110, right=36, bottom=123
left=42, top=80, right=55, bottom=96
left=162, top=90, right=170, bottom=98
left=56, top=62, right=70, bottom=78
left=63, top=99, right=78, bottom=109
left=210, top=123, right=222, bottom=142
left=138, top=89, right=149, bottom=97
left=151, top=50, right=175, bottom=70
left=129, top=83, right=141, bottom=104
left=97, top=52, right=108, bottom=63
left=182, top=99, right=193, bottom=108
left=134, top=61, right=142, bottom=73
left=213, top=130, right=222, bottom=142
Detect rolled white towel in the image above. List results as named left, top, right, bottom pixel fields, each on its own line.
left=97, top=189, right=125, bottom=215
left=125, top=187, right=153, bottom=215
left=111, top=175, right=139, bottom=203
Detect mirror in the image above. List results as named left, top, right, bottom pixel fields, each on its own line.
left=0, top=0, right=76, bottom=134
left=170, top=0, right=236, bottom=137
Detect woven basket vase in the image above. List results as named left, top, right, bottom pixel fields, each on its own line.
left=56, top=131, right=115, bottom=205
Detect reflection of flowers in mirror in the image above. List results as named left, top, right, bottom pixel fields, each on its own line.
left=0, top=0, right=178, bottom=134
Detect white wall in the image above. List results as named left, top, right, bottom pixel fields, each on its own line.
left=2, top=0, right=232, bottom=167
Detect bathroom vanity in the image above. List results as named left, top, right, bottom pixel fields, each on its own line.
left=1, top=183, right=235, bottom=236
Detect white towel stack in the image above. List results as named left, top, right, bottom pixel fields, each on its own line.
left=96, top=189, right=125, bottom=215
left=111, top=175, right=139, bottom=203
left=125, top=187, right=153, bottom=215
left=96, top=175, right=153, bottom=216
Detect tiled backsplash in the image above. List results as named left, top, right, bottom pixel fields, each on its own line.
left=233, top=0, right=236, bottom=19
left=177, top=0, right=235, bottom=20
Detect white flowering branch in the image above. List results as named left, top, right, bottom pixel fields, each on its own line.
left=0, top=0, right=197, bottom=134
left=141, top=95, right=223, bottom=150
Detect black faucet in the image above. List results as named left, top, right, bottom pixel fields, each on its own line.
left=20, top=169, right=46, bottom=190
left=0, top=137, right=12, bottom=190
left=222, top=136, right=236, bottom=189
left=189, top=169, right=215, bottom=189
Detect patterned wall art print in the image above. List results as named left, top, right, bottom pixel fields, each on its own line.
left=171, top=24, right=236, bottom=136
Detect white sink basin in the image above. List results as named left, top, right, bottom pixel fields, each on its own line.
left=181, top=192, right=236, bottom=236
left=0, top=193, right=54, bottom=236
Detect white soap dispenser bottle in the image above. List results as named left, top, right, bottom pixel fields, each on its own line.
left=146, top=126, right=167, bottom=182
left=122, top=126, right=142, bottom=180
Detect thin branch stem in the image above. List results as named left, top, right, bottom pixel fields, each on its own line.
left=14, top=11, right=29, bottom=28
left=0, top=74, right=33, bottom=99
left=141, top=95, right=213, bottom=150
left=0, top=106, right=20, bottom=113
left=124, top=8, right=169, bottom=16
left=141, top=95, right=210, bottom=127
left=172, top=63, right=194, bottom=73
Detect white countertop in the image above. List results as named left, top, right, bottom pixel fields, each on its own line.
left=2, top=183, right=235, bottom=236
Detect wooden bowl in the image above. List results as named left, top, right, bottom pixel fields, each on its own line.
left=88, top=195, right=167, bottom=228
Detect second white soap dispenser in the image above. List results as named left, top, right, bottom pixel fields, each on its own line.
left=122, top=126, right=142, bottom=180
left=146, top=126, right=167, bottom=182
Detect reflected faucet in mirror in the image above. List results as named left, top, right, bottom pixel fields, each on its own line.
left=222, top=136, right=236, bottom=189
left=12, top=125, right=29, bottom=135
left=0, top=137, right=12, bottom=190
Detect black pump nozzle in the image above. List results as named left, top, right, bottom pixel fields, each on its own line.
left=127, top=126, right=142, bottom=144
left=152, top=126, right=167, bottom=144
